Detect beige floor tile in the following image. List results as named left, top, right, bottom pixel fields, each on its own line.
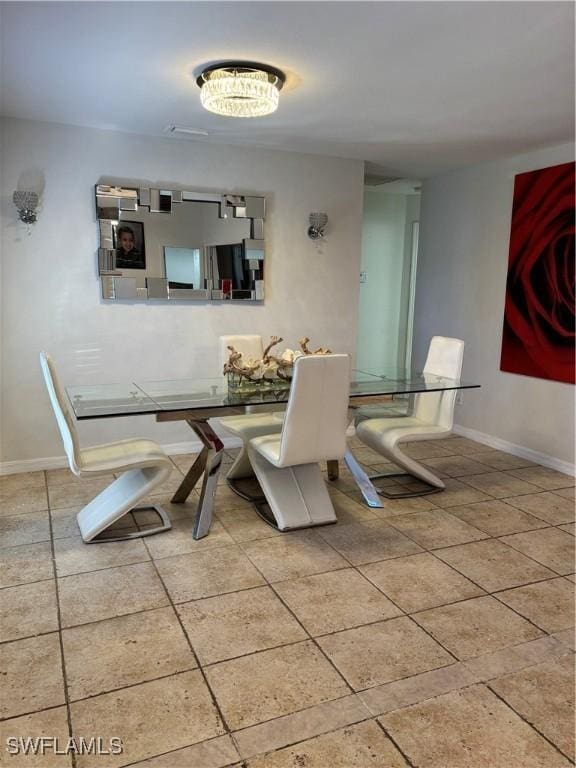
left=565, top=573, right=576, bottom=582
left=0, top=633, right=65, bottom=719
left=0, top=707, right=72, bottom=768
left=274, top=568, right=402, bottom=636
left=558, top=522, right=575, bottom=536
left=387, top=508, right=487, bottom=549
left=459, top=470, right=542, bottom=498
left=552, top=628, right=576, bottom=651
left=71, top=670, right=225, bottom=768
left=318, top=617, right=453, bottom=691
left=496, top=578, right=575, bottom=633
left=149, top=471, right=196, bottom=500
left=424, top=478, right=491, bottom=508
left=169, top=452, right=201, bottom=471
left=0, top=541, right=54, bottom=588
left=58, top=561, right=169, bottom=627
left=242, top=530, right=348, bottom=582
left=54, top=535, right=150, bottom=577
left=0, top=487, right=48, bottom=517
left=413, top=596, right=542, bottom=660
left=360, top=552, right=484, bottom=613
left=350, top=447, right=389, bottom=465
left=246, top=720, right=408, bottom=768
left=63, top=606, right=196, bottom=700
left=434, top=539, right=555, bottom=591
left=500, top=528, right=575, bottom=575
left=156, top=545, right=265, bottom=602
left=205, top=640, right=349, bottom=730
left=48, top=479, right=114, bottom=509
left=45, top=468, right=114, bottom=487
left=470, top=450, right=536, bottom=471
left=178, top=586, right=306, bottom=664
left=0, top=471, right=45, bottom=492
left=329, top=489, right=379, bottom=523
left=554, top=487, right=575, bottom=501
left=216, top=506, right=283, bottom=543
left=432, top=437, right=485, bottom=455
left=360, top=662, right=475, bottom=716
left=234, top=695, right=369, bottom=759
left=131, top=735, right=239, bottom=768
left=402, top=442, right=454, bottom=459
left=0, top=510, right=50, bottom=548
left=371, top=496, right=440, bottom=519
left=49, top=505, right=82, bottom=539
left=213, top=484, right=255, bottom=508
left=422, top=455, right=491, bottom=477
left=508, top=466, right=575, bottom=491
left=489, top=656, right=575, bottom=760
left=317, top=521, right=422, bottom=566
left=462, top=634, right=566, bottom=683
left=448, top=499, right=547, bottom=536
left=145, top=518, right=234, bottom=559
left=0, top=580, right=58, bottom=642
left=504, top=491, right=575, bottom=525
left=380, top=684, right=572, bottom=768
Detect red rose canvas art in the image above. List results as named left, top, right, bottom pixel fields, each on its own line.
left=500, top=161, right=575, bottom=384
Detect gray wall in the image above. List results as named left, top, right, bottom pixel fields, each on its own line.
left=414, top=142, right=575, bottom=467
left=1, top=117, right=364, bottom=465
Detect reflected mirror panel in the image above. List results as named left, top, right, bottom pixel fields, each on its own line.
left=96, top=184, right=265, bottom=302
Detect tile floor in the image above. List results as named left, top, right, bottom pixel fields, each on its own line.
left=0, top=434, right=574, bottom=767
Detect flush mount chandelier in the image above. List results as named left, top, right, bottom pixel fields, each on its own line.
left=197, top=62, right=285, bottom=118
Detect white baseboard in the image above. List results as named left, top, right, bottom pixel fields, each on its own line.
left=0, top=437, right=243, bottom=476
left=453, top=423, right=575, bottom=477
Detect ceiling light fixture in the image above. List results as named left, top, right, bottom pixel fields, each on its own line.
left=197, top=62, right=285, bottom=118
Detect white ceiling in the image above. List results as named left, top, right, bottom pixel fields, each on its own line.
left=1, top=1, right=573, bottom=177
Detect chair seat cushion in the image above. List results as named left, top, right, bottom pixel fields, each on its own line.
left=249, top=434, right=283, bottom=467
left=356, top=416, right=448, bottom=453
left=80, top=438, right=170, bottom=474
left=220, top=413, right=282, bottom=440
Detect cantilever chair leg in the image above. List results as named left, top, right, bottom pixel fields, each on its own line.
left=77, top=465, right=172, bottom=543
left=369, top=471, right=444, bottom=499
left=367, top=443, right=446, bottom=499
left=89, top=504, right=172, bottom=543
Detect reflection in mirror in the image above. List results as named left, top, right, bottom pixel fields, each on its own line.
left=96, top=184, right=265, bottom=302
left=164, top=247, right=202, bottom=289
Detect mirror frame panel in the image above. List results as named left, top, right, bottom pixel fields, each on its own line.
left=95, top=184, right=265, bottom=302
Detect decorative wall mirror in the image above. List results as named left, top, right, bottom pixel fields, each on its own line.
left=95, top=183, right=265, bottom=302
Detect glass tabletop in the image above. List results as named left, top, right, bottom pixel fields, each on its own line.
left=67, top=371, right=479, bottom=420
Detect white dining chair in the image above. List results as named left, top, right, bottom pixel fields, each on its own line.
left=218, top=334, right=284, bottom=489
left=247, top=353, right=351, bottom=530
left=354, top=336, right=465, bottom=497
left=40, top=352, right=173, bottom=542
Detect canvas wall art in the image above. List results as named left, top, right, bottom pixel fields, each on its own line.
left=500, top=161, right=575, bottom=384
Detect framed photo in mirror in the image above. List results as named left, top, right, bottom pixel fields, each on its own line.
left=114, top=220, right=146, bottom=270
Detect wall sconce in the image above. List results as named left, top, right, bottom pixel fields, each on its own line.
left=307, top=212, right=328, bottom=240
left=13, top=191, right=40, bottom=224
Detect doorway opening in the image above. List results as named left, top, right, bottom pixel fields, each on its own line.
left=356, top=175, right=421, bottom=372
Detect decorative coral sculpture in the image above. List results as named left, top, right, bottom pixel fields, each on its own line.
left=223, top=336, right=332, bottom=387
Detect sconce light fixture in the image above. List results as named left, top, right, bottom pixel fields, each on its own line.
left=307, top=212, right=328, bottom=240
left=13, top=191, right=40, bottom=225
left=197, top=62, right=285, bottom=118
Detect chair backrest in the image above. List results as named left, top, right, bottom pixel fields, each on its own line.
left=218, top=335, right=264, bottom=373
left=277, top=354, right=351, bottom=467
left=414, top=336, right=465, bottom=430
left=39, top=352, right=82, bottom=474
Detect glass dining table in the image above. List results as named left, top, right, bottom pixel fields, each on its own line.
left=67, top=370, right=480, bottom=538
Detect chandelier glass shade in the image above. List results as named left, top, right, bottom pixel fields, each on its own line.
left=197, top=63, right=285, bottom=118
